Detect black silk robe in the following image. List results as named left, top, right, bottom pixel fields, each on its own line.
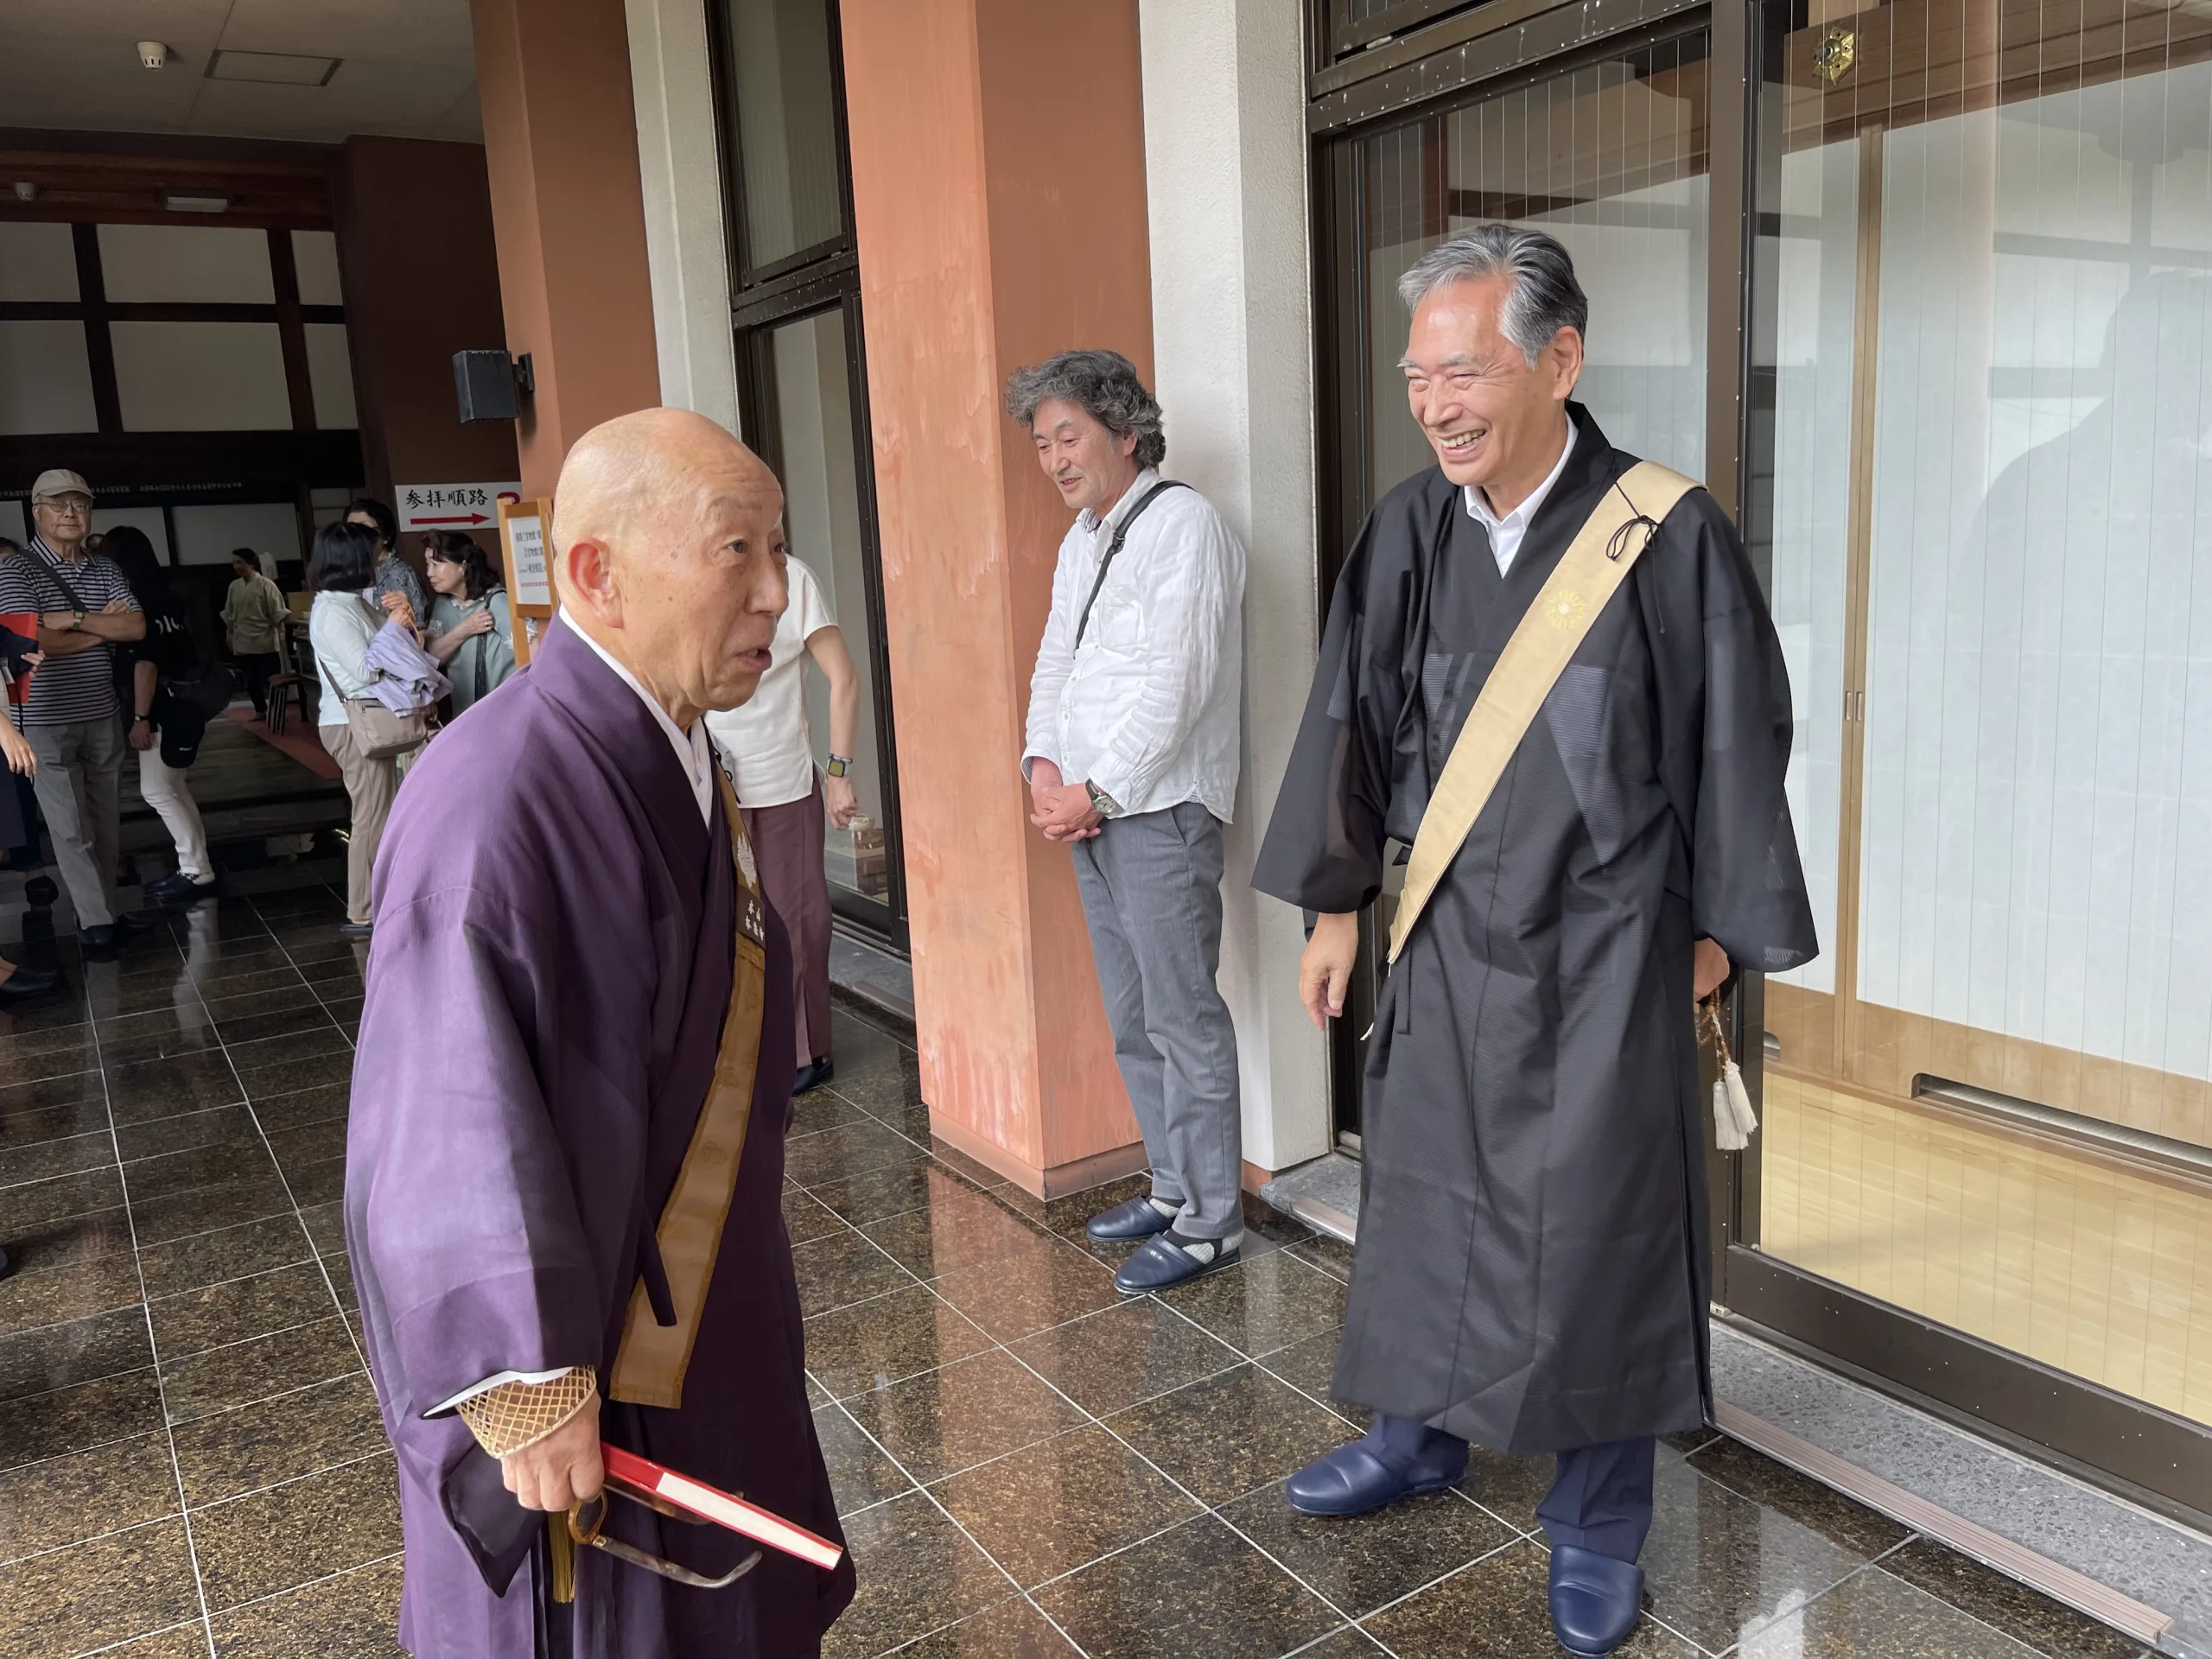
left=1254, top=405, right=1817, bottom=1454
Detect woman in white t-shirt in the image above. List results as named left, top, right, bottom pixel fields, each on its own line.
left=702, top=556, right=860, bottom=1092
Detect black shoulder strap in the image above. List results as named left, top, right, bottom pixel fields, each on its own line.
left=24, top=544, right=90, bottom=615
left=1075, top=479, right=1188, bottom=646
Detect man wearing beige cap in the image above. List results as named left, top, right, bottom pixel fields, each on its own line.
left=0, top=469, right=146, bottom=948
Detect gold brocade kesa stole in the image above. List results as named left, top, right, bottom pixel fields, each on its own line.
left=607, top=769, right=770, bottom=1409
left=1387, top=459, right=1700, bottom=966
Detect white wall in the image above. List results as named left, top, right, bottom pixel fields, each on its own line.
left=625, top=0, right=741, bottom=435
left=1138, top=0, right=1329, bottom=1174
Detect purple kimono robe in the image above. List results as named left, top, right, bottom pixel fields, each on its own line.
left=345, top=625, right=854, bottom=1657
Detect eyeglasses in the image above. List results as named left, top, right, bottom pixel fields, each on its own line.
left=37, top=497, right=92, bottom=517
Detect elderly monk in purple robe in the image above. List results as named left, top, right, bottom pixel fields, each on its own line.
left=345, top=408, right=855, bottom=1657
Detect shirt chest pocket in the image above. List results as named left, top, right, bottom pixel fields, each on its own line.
left=1087, top=587, right=1148, bottom=656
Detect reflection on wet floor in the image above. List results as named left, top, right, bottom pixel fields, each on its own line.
left=0, top=884, right=2159, bottom=1656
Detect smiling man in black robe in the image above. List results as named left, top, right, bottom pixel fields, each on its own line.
left=1255, top=226, right=1816, bottom=1656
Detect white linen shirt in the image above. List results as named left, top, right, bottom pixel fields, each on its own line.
left=1462, top=417, right=1578, bottom=575
left=1021, top=469, right=1244, bottom=823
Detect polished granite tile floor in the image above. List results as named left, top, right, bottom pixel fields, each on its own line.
left=0, top=885, right=2164, bottom=1656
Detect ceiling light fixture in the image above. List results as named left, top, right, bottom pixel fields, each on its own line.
left=138, top=41, right=169, bottom=70
left=162, top=193, right=232, bottom=214
left=11, top=182, right=36, bottom=203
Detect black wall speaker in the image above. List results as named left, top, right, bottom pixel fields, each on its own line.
left=454, top=350, right=526, bottom=423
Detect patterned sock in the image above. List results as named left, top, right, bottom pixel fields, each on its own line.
left=1164, top=1228, right=1244, bottom=1264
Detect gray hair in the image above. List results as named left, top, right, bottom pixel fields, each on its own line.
left=1003, top=349, right=1166, bottom=470
left=1397, top=225, right=1589, bottom=365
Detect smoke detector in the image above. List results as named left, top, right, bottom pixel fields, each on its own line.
left=138, top=41, right=169, bottom=70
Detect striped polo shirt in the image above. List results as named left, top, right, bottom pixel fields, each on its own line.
left=0, top=537, right=141, bottom=729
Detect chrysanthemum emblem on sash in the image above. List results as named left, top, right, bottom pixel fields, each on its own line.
left=1544, top=588, right=1587, bottom=629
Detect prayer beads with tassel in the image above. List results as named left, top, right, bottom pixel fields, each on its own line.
left=1698, top=995, right=1758, bottom=1151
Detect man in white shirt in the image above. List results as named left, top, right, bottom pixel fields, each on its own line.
left=1010, top=350, right=1249, bottom=1294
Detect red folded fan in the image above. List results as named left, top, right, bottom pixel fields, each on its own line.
left=601, top=1446, right=844, bottom=1572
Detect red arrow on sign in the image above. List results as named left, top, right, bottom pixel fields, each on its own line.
left=414, top=513, right=491, bottom=525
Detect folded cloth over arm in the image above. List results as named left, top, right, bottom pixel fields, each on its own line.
left=362, top=618, right=453, bottom=715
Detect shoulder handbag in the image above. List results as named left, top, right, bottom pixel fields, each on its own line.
left=343, top=696, right=428, bottom=761
left=1075, top=480, right=1188, bottom=645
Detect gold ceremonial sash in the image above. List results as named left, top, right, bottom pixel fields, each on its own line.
left=1386, top=460, right=1700, bottom=965
left=608, top=769, right=771, bottom=1409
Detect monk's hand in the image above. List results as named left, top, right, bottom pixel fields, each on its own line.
left=1300, top=912, right=1359, bottom=1029
left=500, top=1391, right=604, bottom=1512
left=1693, top=938, right=1731, bottom=1005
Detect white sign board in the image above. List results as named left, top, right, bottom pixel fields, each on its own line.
left=397, top=481, right=523, bottom=533
left=502, top=504, right=552, bottom=607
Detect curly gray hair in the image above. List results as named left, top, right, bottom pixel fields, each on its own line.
left=1397, top=224, right=1589, bottom=366
left=1002, top=349, right=1166, bottom=469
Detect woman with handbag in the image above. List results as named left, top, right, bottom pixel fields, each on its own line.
left=309, top=519, right=402, bottom=940
left=105, top=527, right=219, bottom=905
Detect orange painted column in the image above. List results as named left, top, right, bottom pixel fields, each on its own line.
left=469, top=0, right=661, bottom=499
left=842, top=0, right=1154, bottom=1196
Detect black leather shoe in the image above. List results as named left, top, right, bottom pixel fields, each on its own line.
left=337, top=921, right=373, bottom=941
left=1084, top=1195, right=1177, bottom=1242
left=78, top=925, right=117, bottom=950
left=146, top=871, right=218, bottom=904
left=1285, top=1436, right=1468, bottom=1516
left=792, top=1057, right=835, bottom=1094
left=0, top=963, right=60, bottom=1003
left=1548, top=1544, right=1645, bottom=1656
left=1112, top=1230, right=1237, bottom=1293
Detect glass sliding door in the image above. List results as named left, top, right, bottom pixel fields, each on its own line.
left=1323, top=23, right=1715, bottom=1133
left=1745, top=0, right=2212, bottom=1440
left=748, top=304, right=902, bottom=928
left=716, top=0, right=849, bottom=277
left=712, top=0, right=906, bottom=944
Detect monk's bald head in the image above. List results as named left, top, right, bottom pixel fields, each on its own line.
left=552, top=408, right=779, bottom=567
left=552, top=407, right=789, bottom=728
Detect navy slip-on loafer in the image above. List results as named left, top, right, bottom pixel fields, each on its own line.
left=1112, top=1232, right=1237, bottom=1293
left=1085, top=1195, right=1176, bottom=1242
left=1548, top=1544, right=1645, bottom=1656
left=792, top=1058, right=835, bottom=1095
left=1284, top=1440, right=1467, bottom=1517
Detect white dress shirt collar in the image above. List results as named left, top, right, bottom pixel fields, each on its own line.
left=559, top=607, right=714, bottom=824
left=1077, top=467, right=1162, bottom=538
left=1462, top=417, right=1579, bottom=576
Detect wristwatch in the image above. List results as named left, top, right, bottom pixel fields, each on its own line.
left=1084, top=781, right=1123, bottom=819
left=823, top=753, right=851, bottom=779
left=67, top=610, right=84, bottom=631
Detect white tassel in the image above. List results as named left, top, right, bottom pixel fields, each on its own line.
left=1713, top=1058, right=1758, bottom=1150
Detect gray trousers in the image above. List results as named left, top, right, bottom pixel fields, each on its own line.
left=1070, top=801, right=1243, bottom=1240
left=29, top=719, right=125, bottom=929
